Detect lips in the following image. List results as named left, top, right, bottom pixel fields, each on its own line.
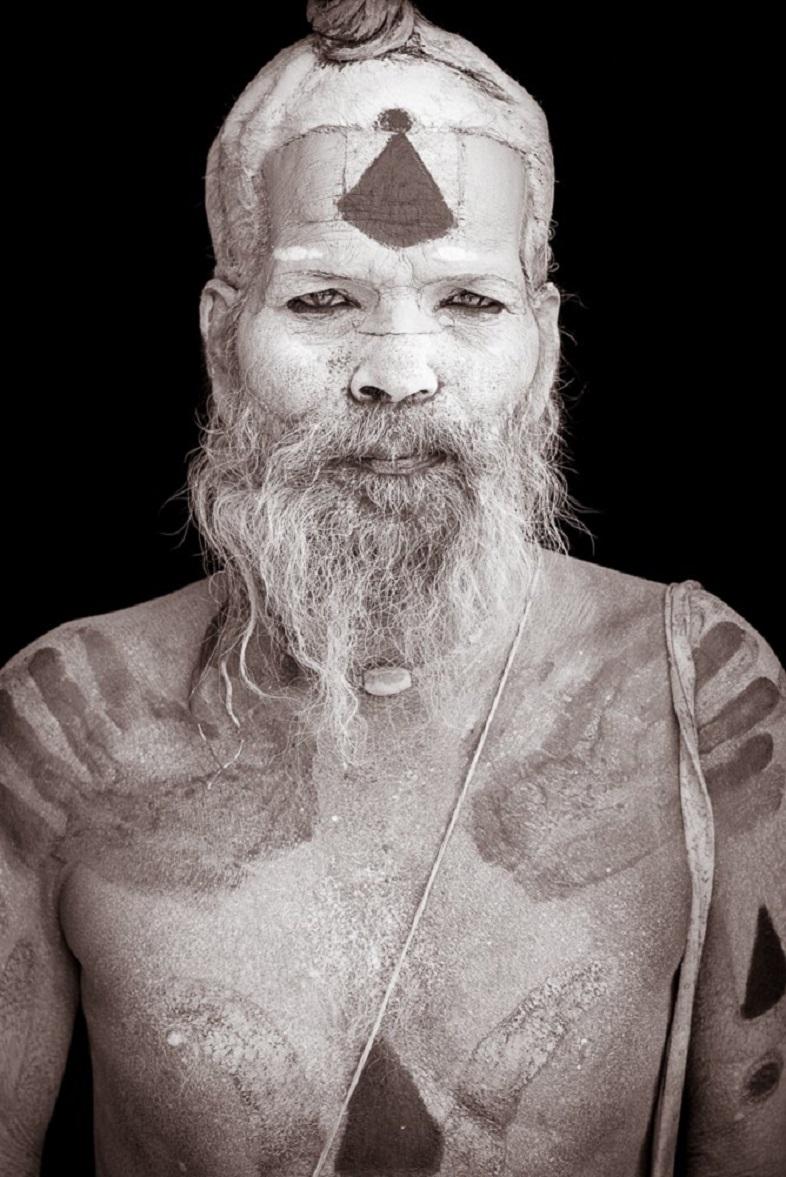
left=358, top=453, right=446, bottom=475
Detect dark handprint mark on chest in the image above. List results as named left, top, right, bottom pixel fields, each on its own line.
left=470, top=628, right=681, bottom=900
left=1, top=620, right=317, bottom=893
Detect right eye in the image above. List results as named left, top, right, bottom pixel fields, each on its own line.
left=286, top=290, right=357, bottom=313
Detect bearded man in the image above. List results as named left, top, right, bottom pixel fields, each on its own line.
left=1, top=4, right=784, bottom=1176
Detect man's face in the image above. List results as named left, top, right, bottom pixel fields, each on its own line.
left=194, top=122, right=563, bottom=760
left=233, top=129, right=554, bottom=435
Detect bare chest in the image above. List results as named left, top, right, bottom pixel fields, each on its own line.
left=59, top=645, right=691, bottom=1176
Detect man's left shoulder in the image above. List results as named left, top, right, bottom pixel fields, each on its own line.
left=683, top=581, right=784, bottom=698
left=536, top=551, right=671, bottom=655
left=540, top=553, right=782, bottom=673
left=681, top=582, right=786, bottom=842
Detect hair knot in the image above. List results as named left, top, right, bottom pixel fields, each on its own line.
left=306, top=0, right=417, bottom=62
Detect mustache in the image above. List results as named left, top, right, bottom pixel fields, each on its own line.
left=259, top=405, right=509, bottom=482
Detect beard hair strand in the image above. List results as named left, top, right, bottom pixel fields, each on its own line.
left=188, top=378, right=571, bottom=764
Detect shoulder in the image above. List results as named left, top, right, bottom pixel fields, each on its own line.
left=0, top=579, right=220, bottom=861
left=534, top=556, right=784, bottom=764
left=683, top=582, right=784, bottom=699
left=2, top=577, right=217, bottom=696
left=534, top=550, right=670, bottom=655
left=539, top=553, right=782, bottom=678
left=538, top=547, right=669, bottom=603
left=679, top=582, right=785, bottom=840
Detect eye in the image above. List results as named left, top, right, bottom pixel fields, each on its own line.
left=440, top=290, right=505, bottom=314
left=286, top=289, right=356, bottom=313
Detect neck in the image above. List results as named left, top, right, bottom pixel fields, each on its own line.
left=193, top=555, right=542, bottom=757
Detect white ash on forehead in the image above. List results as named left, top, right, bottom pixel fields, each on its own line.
left=205, top=0, right=555, bottom=291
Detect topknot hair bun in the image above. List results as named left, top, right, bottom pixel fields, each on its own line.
left=306, top=0, right=418, bottom=62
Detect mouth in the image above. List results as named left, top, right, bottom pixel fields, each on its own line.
left=353, top=453, right=447, bottom=475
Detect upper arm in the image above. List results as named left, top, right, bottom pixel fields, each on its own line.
left=0, top=658, right=80, bottom=1176
left=681, top=587, right=786, bottom=1176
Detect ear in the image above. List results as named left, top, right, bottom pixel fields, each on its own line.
left=199, top=278, right=242, bottom=406
left=528, top=280, right=562, bottom=421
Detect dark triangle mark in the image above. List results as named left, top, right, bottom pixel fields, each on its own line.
left=338, top=133, right=455, bottom=248
left=335, top=1037, right=444, bottom=1174
left=740, top=905, right=786, bottom=1019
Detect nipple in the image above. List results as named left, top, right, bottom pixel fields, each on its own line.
left=362, top=666, right=412, bottom=697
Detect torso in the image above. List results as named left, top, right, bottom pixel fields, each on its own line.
left=43, top=554, right=691, bottom=1175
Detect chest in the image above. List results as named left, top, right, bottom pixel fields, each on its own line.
left=59, top=638, right=691, bottom=1175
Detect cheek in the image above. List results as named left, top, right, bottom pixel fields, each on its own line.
left=435, top=317, right=540, bottom=413
left=235, top=312, right=348, bottom=420
left=235, top=309, right=541, bottom=420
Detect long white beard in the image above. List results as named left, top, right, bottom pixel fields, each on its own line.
left=188, top=389, right=568, bottom=762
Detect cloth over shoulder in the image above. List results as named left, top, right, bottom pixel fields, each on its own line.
left=650, top=579, right=717, bottom=1176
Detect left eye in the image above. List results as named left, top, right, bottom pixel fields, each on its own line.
left=440, top=291, right=505, bottom=314
left=286, top=289, right=355, bottom=312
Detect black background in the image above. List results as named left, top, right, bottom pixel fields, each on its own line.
left=2, top=4, right=779, bottom=1172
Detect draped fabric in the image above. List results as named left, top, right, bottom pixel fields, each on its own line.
left=651, top=581, right=717, bottom=1175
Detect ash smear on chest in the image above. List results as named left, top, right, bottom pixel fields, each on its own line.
left=437, top=960, right=609, bottom=1176
left=93, top=975, right=323, bottom=1174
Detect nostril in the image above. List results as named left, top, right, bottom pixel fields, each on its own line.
left=356, top=385, right=387, bottom=402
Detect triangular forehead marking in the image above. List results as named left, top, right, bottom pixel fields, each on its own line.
left=337, top=108, right=456, bottom=247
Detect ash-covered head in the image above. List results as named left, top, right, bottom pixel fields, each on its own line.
left=205, top=1, right=555, bottom=292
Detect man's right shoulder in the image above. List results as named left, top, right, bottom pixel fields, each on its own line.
left=0, top=579, right=220, bottom=853
left=2, top=577, right=218, bottom=694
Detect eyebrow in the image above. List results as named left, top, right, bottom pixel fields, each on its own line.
left=269, top=268, right=524, bottom=294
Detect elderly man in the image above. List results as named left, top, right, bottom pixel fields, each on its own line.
left=1, top=3, right=784, bottom=1175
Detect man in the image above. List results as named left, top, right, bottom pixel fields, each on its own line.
left=1, top=3, right=784, bottom=1175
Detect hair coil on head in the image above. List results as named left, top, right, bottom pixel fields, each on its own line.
left=306, top=0, right=418, bottom=61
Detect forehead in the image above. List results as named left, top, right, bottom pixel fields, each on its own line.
left=261, top=123, right=528, bottom=277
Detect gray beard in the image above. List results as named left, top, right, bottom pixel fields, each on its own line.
left=188, top=389, right=567, bottom=763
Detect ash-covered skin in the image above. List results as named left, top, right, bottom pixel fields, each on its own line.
left=2, top=555, right=696, bottom=1176
left=0, top=941, right=37, bottom=1106
left=676, top=587, right=786, bottom=1175
left=454, top=961, right=608, bottom=1128
left=2, top=560, right=784, bottom=1175
left=469, top=593, right=683, bottom=902
left=90, top=976, right=323, bottom=1176
left=0, top=589, right=317, bottom=896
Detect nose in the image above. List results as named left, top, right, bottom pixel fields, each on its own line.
left=350, top=342, right=439, bottom=405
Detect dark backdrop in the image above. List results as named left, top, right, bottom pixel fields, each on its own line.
left=2, top=6, right=778, bottom=1173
